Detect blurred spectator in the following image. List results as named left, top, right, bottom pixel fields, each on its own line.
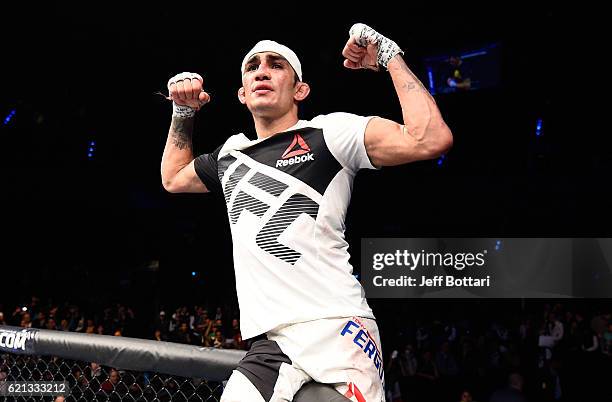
left=582, top=327, right=599, bottom=352
left=229, top=318, right=247, bottom=350
left=173, top=322, right=193, bottom=345
left=415, top=323, right=430, bottom=351
left=436, top=341, right=458, bottom=377
left=154, top=310, right=170, bottom=336
left=45, top=318, right=57, bottom=331
left=100, top=368, right=120, bottom=393
left=445, top=321, right=458, bottom=344
left=74, top=317, right=85, bottom=332
left=34, top=311, right=47, bottom=329
left=446, top=56, right=471, bottom=91
left=87, top=362, right=104, bottom=386
left=591, top=312, right=608, bottom=336
left=72, top=367, right=89, bottom=390
left=459, top=389, right=479, bottom=402
left=153, top=329, right=167, bottom=341
left=489, top=373, right=526, bottom=402
left=59, top=319, right=69, bottom=331
left=518, top=318, right=533, bottom=342
left=535, top=359, right=562, bottom=402
left=546, top=313, right=564, bottom=343
left=0, top=311, right=6, bottom=325
left=20, top=311, right=32, bottom=328
left=213, top=330, right=225, bottom=348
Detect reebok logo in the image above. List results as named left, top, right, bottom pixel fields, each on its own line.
left=276, top=134, right=315, bottom=167
left=276, top=153, right=314, bottom=167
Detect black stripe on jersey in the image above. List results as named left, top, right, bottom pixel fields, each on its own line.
left=229, top=190, right=270, bottom=224
left=223, top=163, right=250, bottom=204
left=218, top=154, right=237, bottom=183
left=255, top=194, right=319, bottom=265
left=248, top=172, right=288, bottom=197
left=239, top=128, right=343, bottom=196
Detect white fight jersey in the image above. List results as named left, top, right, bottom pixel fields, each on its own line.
left=194, top=112, right=378, bottom=339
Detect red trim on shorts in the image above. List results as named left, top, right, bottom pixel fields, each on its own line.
left=344, top=382, right=367, bottom=402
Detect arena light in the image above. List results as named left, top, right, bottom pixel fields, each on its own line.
left=87, top=139, right=96, bottom=159
left=461, top=50, right=488, bottom=59
left=427, top=66, right=435, bottom=95
left=3, top=109, right=16, bottom=125
left=535, top=118, right=543, bottom=137
left=437, top=153, right=446, bottom=166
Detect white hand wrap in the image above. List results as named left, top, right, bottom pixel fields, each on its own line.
left=167, top=72, right=203, bottom=118
left=349, top=23, right=404, bottom=70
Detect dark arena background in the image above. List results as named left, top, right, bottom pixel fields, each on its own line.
left=1, top=5, right=610, bottom=402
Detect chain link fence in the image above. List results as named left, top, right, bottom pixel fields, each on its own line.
left=1, top=353, right=224, bottom=401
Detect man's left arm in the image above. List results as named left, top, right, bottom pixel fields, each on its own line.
left=343, top=24, right=453, bottom=167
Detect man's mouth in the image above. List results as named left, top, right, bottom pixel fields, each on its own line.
left=253, top=84, right=273, bottom=94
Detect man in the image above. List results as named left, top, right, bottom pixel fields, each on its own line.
left=161, top=23, right=452, bottom=402
left=489, top=373, right=527, bottom=402
left=446, top=56, right=471, bottom=91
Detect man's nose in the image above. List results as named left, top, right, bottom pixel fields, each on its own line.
left=254, top=65, right=271, bottom=80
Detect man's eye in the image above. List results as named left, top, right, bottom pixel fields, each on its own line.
left=246, top=65, right=257, bottom=71
left=272, top=63, right=282, bottom=69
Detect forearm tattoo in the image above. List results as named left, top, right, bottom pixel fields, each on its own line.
left=394, top=58, right=435, bottom=100
left=170, top=116, right=194, bottom=150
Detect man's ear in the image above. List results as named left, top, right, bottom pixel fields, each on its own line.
left=237, top=87, right=246, bottom=104
left=294, top=82, right=310, bottom=102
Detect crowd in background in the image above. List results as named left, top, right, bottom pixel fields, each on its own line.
left=383, top=302, right=611, bottom=402
left=1, top=298, right=610, bottom=401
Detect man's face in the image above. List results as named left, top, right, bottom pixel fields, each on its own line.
left=240, top=52, right=298, bottom=116
left=110, top=370, right=119, bottom=384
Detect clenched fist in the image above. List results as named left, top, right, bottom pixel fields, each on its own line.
left=342, top=23, right=404, bottom=71
left=341, top=36, right=379, bottom=71
left=167, top=72, right=211, bottom=117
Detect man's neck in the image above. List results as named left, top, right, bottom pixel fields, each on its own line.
left=253, top=113, right=300, bottom=139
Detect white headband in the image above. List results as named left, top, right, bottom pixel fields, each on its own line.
left=241, top=40, right=302, bottom=81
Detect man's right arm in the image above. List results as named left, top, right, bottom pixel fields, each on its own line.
left=161, top=115, right=208, bottom=193
left=160, top=73, right=211, bottom=193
